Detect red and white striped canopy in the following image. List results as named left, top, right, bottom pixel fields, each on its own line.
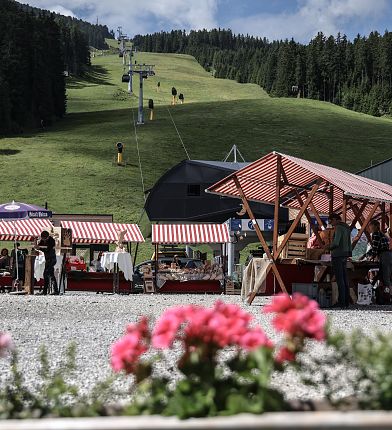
left=0, top=218, right=53, bottom=241
left=152, top=224, right=230, bottom=244
left=60, top=221, right=144, bottom=244
left=207, top=152, right=392, bottom=216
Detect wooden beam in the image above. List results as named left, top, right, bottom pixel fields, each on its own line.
left=295, top=191, right=324, bottom=246
left=300, top=189, right=327, bottom=229
left=351, top=204, right=372, bottom=243
left=349, top=200, right=368, bottom=230
left=273, top=155, right=282, bottom=255
left=232, top=175, right=288, bottom=299
left=246, top=263, right=273, bottom=305
left=352, top=202, right=380, bottom=250
left=276, top=179, right=323, bottom=258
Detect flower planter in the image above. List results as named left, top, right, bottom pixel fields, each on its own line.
left=1, top=411, right=392, bottom=430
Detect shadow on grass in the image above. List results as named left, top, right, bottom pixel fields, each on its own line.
left=0, top=149, right=21, bottom=156
left=67, top=65, right=114, bottom=89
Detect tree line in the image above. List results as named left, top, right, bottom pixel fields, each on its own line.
left=19, top=2, right=113, bottom=50
left=0, top=0, right=97, bottom=133
left=133, top=29, right=392, bottom=117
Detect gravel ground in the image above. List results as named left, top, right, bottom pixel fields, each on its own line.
left=0, top=293, right=392, bottom=401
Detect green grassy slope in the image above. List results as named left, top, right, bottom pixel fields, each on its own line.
left=1, top=49, right=392, bottom=230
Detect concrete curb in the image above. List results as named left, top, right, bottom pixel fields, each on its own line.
left=1, top=412, right=392, bottom=430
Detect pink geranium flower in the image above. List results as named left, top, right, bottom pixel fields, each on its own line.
left=264, top=293, right=326, bottom=341
left=152, top=300, right=272, bottom=353
left=275, top=346, right=296, bottom=363
left=0, top=332, right=14, bottom=358
left=111, top=318, right=150, bottom=374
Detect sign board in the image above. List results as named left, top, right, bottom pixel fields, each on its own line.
left=230, top=219, right=242, bottom=232
left=241, top=219, right=274, bottom=232
left=52, top=227, right=72, bottom=255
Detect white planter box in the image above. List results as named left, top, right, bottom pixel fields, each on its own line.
left=1, top=411, right=392, bottom=430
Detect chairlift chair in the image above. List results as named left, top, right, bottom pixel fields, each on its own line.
left=122, top=74, right=130, bottom=83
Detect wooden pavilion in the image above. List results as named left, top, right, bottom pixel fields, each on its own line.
left=207, top=151, right=392, bottom=304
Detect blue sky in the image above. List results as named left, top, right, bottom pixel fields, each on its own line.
left=24, top=0, right=392, bottom=42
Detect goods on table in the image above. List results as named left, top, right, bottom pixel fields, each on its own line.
left=156, top=263, right=223, bottom=288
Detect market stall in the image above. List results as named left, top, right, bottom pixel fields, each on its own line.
left=207, top=151, right=392, bottom=304
left=60, top=221, right=144, bottom=293
left=151, top=223, right=230, bottom=293
left=0, top=216, right=53, bottom=292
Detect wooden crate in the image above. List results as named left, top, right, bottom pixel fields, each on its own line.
left=225, top=280, right=241, bottom=295
left=278, top=239, right=307, bottom=259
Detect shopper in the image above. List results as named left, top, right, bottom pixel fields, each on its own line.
left=362, top=220, right=392, bottom=301
left=325, top=213, right=352, bottom=308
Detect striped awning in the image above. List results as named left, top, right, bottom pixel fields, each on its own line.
left=0, top=218, right=53, bottom=241
left=207, top=152, right=392, bottom=217
left=60, top=221, right=144, bottom=244
left=152, top=224, right=230, bottom=244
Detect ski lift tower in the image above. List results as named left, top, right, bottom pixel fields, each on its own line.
left=132, top=64, right=155, bottom=125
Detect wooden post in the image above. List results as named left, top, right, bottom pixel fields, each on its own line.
left=381, top=203, right=386, bottom=232
left=352, top=202, right=380, bottom=250
left=113, top=263, right=119, bottom=294
left=232, top=175, right=288, bottom=299
left=24, top=255, right=36, bottom=295
left=276, top=179, right=323, bottom=258
left=342, top=196, right=347, bottom=223
left=329, top=185, right=334, bottom=216
left=273, top=155, right=282, bottom=256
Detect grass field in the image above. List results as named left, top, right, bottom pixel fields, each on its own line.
left=1, top=47, right=392, bottom=260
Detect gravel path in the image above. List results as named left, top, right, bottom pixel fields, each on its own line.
left=1, top=293, right=391, bottom=400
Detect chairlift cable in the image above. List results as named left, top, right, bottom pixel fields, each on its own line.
left=132, top=107, right=147, bottom=201
left=166, top=107, right=191, bottom=160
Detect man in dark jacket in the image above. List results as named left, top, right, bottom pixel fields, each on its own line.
left=326, top=213, right=352, bottom=308
left=37, top=231, right=58, bottom=295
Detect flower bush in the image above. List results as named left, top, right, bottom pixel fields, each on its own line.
left=6, top=293, right=391, bottom=419
left=110, top=297, right=327, bottom=418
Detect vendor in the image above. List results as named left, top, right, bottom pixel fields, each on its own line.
left=172, top=255, right=182, bottom=268
left=307, top=225, right=322, bottom=249
left=361, top=220, right=392, bottom=291
left=0, top=248, right=10, bottom=270
left=91, top=251, right=104, bottom=272
left=325, top=213, right=352, bottom=308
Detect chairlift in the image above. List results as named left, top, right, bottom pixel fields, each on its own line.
left=119, top=52, right=124, bottom=58
left=291, top=85, right=299, bottom=93
left=122, top=74, right=130, bottom=83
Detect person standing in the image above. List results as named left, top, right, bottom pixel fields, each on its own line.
left=325, top=213, right=352, bottom=308
left=10, top=243, right=26, bottom=289
left=362, top=220, right=392, bottom=301
left=171, top=87, right=177, bottom=105
left=37, top=231, right=58, bottom=295
left=179, top=93, right=184, bottom=104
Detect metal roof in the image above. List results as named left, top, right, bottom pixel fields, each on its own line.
left=191, top=160, right=250, bottom=171
left=207, top=152, right=392, bottom=215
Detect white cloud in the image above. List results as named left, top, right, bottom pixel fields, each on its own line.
left=50, top=5, right=76, bottom=17
left=23, top=0, right=219, bottom=34
left=228, top=0, right=388, bottom=42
